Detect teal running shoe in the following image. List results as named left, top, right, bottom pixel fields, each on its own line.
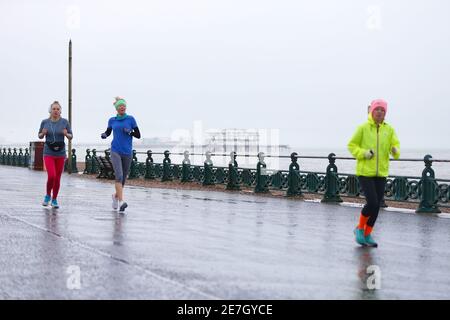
left=51, top=199, right=59, bottom=209
left=354, top=227, right=367, bottom=246
left=42, top=195, right=51, bottom=206
left=365, top=234, right=378, bottom=248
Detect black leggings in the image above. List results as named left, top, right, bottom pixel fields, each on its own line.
left=359, top=176, right=386, bottom=227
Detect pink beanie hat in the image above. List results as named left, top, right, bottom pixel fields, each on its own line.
left=369, top=99, right=387, bottom=115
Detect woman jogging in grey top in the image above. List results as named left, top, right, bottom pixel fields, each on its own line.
left=38, top=101, right=73, bottom=209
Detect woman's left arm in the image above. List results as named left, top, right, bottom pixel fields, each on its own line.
left=129, top=117, right=141, bottom=139
left=390, top=129, right=400, bottom=159
left=130, top=127, right=141, bottom=139
left=64, top=121, right=73, bottom=140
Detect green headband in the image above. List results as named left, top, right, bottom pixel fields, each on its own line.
left=114, top=99, right=127, bottom=110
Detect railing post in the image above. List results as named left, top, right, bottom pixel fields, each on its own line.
left=322, top=153, right=343, bottom=203
left=24, top=148, right=30, bottom=168
left=416, top=155, right=441, bottom=213
left=226, top=151, right=240, bottom=190
left=181, top=150, right=192, bottom=182
left=145, top=150, right=155, bottom=180
left=162, top=150, right=172, bottom=182
left=287, top=152, right=302, bottom=196
left=255, top=152, right=269, bottom=193
left=203, top=151, right=215, bottom=186
left=64, top=148, right=78, bottom=173
left=12, top=148, right=18, bottom=166
left=6, top=148, right=12, bottom=165
left=71, top=148, right=78, bottom=173
left=91, top=149, right=99, bottom=174
left=128, top=150, right=139, bottom=179
left=18, top=148, right=24, bottom=167
left=84, top=149, right=92, bottom=174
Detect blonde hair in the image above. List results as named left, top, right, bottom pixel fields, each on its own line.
left=113, top=96, right=124, bottom=105
left=48, top=101, right=62, bottom=118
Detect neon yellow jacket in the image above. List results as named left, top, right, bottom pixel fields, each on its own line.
left=348, top=114, right=400, bottom=177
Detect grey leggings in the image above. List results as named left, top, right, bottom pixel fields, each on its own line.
left=111, top=151, right=132, bottom=185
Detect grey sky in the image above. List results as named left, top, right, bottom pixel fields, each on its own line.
left=1, top=0, right=449, bottom=150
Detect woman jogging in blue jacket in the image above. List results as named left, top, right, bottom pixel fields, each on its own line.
left=101, top=97, right=141, bottom=213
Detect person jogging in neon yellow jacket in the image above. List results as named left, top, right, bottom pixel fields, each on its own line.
left=348, top=99, right=400, bottom=247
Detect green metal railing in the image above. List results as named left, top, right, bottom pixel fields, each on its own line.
left=64, top=148, right=79, bottom=173
left=2, top=146, right=448, bottom=213
left=0, top=146, right=77, bottom=172
left=0, top=147, right=30, bottom=168
left=81, top=148, right=450, bottom=213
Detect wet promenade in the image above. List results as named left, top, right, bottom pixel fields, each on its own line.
left=1, top=166, right=450, bottom=299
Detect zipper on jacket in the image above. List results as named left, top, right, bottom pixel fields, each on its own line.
left=376, top=125, right=379, bottom=176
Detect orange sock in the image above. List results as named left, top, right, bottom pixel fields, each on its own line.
left=357, top=214, right=369, bottom=230
left=364, top=226, right=373, bottom=237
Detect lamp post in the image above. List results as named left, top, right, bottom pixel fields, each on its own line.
left=67, top=39, right=73, bottom=174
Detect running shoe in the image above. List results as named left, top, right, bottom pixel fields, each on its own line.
left=365, top=234, right=378, bottom=248
left=42, top=195, right=51, bottom=206
left=112, top=194, right=119, bottom=210
left=119, top=201, right=128, bottom=214
left=354, top=227, right=367, bottom=246
left=51, top=199, right=59, bottom=209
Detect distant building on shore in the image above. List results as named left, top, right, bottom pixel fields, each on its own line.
left=140, top=128, right=290, bottom=155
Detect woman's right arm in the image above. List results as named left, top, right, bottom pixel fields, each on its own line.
left=101, top=118, right=113, bottom=139
left=348, top=126, right=366, bottom=160
left=38, top=121, right=47, bottom=139
left=101, top=127, right=112, bottom=139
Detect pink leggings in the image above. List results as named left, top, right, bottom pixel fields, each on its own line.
left=44, top=156, right=66, bottom=199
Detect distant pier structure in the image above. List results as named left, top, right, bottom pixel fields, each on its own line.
left=204, top=129, right=289, bottom=155
left=139, top=129, right=290, bottom=158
